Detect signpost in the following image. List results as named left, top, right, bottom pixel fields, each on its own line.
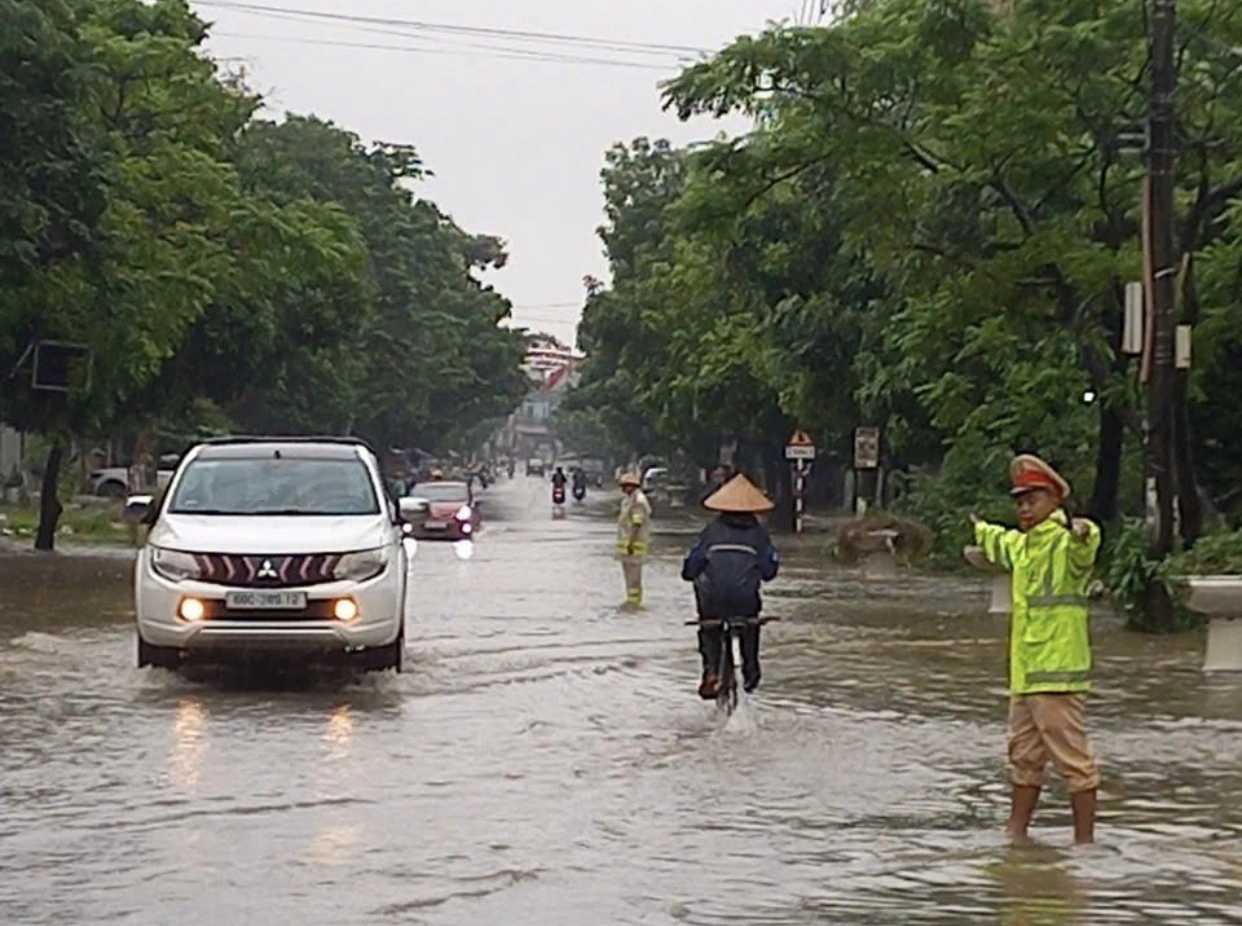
left=853, top=427, right=880, bottom=516
left=854, top=427, right=879, bottom=469
left=785, top=430, right=816, bottom=535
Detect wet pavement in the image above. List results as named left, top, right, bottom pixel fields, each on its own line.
left=1, top=478, right=1240, bottom=925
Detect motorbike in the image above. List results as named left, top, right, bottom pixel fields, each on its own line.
left=571, top=483, right=586, bottom=503
left=552, top=483, right=566, bottom=519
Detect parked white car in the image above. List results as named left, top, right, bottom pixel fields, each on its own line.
left=132, top=437, right=410, bottom=673
left=90, top=457, right=178, bottom=498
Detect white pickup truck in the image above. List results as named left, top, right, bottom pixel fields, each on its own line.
left=89, top=455, right=179, bottom=498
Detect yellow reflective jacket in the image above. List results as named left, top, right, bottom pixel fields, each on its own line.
left=616, top=489, right=652, bottom=558
left=975, top=511, right=1101, bottom=695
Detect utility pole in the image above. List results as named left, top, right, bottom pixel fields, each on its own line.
left=1142, top=0, right=1178, bottom=630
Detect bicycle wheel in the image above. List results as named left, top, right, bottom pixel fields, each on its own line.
left=717, top=630, right=738, bottom=713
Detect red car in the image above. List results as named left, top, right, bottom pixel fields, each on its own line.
left=406, top=481, right=481, bottom=540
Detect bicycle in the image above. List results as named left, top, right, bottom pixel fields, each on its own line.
left=685, top=616, right=779, bottom=714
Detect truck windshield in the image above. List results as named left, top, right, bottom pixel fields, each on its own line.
left=168, top=458, right=380, bottom=516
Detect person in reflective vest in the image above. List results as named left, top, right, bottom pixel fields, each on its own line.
left=682, top=474, right=779, bottom=698
left=971, top=454, right=1101, bottom=844
left=616, top=472, right=652, bottom=608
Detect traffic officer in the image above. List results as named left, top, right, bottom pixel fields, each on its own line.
left=971, top=454, right=1102, bottom=844
left=616, top=472, right=652, bottom=608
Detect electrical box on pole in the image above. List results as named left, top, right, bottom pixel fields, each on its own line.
left=1123, top=282, right=1145, bottom=355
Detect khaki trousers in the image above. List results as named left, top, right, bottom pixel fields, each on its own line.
left=1008, top=693, right=1099, bottom=792
left=620, top=558, right=643, bottom=605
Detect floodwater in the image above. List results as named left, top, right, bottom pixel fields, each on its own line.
left=0, top=479, right=1240, bottom=925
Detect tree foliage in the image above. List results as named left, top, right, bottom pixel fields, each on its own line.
left=0, top=0, right=527, bottom=547
left=570, top=0, right=1242, bottom=542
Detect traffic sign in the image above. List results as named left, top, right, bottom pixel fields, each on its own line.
left=785, top=429, right=816, bottom=461
left=854, top=427, right=880, bottom=469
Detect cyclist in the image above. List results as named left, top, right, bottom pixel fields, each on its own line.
left=681, top=474, right=779, bottom=699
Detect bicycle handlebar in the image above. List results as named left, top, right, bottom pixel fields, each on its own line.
left=682, top=617, right=780, bottom=628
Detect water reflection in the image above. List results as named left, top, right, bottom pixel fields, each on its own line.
left=168, top=697, right=207, bottom=789
left=304, top=823, right=360, bottom=866
left=453, top=539, right=475, bottom=560
left=985, top=848, right=1085, bottom=926
left=324, top=703, right=354, bottom=762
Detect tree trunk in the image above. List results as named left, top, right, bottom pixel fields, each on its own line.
left=35, top=441, right=65, bottom=552
left=1089, top=403, right=1124, bottom=526
left=769, top=448, right=794, bottom=533
left=1173, top=254, right=1204, bottom=545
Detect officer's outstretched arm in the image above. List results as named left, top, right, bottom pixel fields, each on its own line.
left=974, top=520, right=1020, bottom=572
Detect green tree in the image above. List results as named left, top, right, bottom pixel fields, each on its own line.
left=662, top=0, right=1242, bottom=546
left=1, top=0, right=258, bottom=548
left=235, top=116, right=528, bottom=452
left=1, top=0, right=528, bottom=550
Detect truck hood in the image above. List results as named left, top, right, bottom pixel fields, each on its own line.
left=150, top=513, right=392, bottom=555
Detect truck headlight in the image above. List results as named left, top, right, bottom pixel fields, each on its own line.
left=334, top=547, right=389, bottom=582
left=151, top=547, right=202, bottom=582
left=456, top=505, right=472, bottom=521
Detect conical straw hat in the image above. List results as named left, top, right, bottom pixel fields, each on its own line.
left=618, top=472, right=642, bottom=488
left=703, top=474, right=774, bottom=513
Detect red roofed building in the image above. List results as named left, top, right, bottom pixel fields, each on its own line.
left=497, top=334, right=584, bottom=459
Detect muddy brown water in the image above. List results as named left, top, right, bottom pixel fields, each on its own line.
left=0, top=479, right=1239, bottom=925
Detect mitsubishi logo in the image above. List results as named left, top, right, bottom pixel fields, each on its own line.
left=257, top=559, right=279, bottom=580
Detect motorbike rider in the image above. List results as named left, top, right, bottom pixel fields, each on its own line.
left=571, top=467, right=587, bottom=501
left=681, top=474, right=779, bottom=698
left=551, top=465, right=567, bottom=504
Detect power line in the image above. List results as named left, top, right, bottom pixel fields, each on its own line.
left=215, top=11, right=682, bottom=64
left=212, top=31, right=678, bottom=71
left=194, top=1, right=710, bottom=56
left=209, top=8, right=685, bottom=65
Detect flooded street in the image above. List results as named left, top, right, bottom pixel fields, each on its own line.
left=1, top=478, right=1240, bottom=925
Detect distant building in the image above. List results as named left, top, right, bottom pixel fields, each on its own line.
left=498, top=334, right=584, bottom=459
left=522, top=334, right=583, bottom=384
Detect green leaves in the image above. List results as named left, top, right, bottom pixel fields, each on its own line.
left=1, top=0, right=527, bottom=462
left=580, top=0, right=1242, bottom=535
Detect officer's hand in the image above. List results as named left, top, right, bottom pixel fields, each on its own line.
left=968, top=512, right=981, bottom=526
left=1070, top=518, right=1092, bottom=540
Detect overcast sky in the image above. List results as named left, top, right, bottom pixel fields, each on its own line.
left=194, top=1, right=816, bottom=347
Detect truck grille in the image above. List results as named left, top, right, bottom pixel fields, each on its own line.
left=194, top=554, right=340, bottom=588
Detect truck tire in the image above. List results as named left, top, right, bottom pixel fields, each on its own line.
left=97, top=480, right=128, bottom=499
left=137, top=635, right=180, bottom=670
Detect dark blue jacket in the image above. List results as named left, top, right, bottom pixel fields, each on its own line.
left=681, top=513, right=779, bottom=618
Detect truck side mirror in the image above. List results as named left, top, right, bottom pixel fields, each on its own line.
left=123, top=495, right=155, bottom=526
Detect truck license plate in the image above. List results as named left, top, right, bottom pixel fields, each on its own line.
left=224, top=590, right=307, bottom=610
